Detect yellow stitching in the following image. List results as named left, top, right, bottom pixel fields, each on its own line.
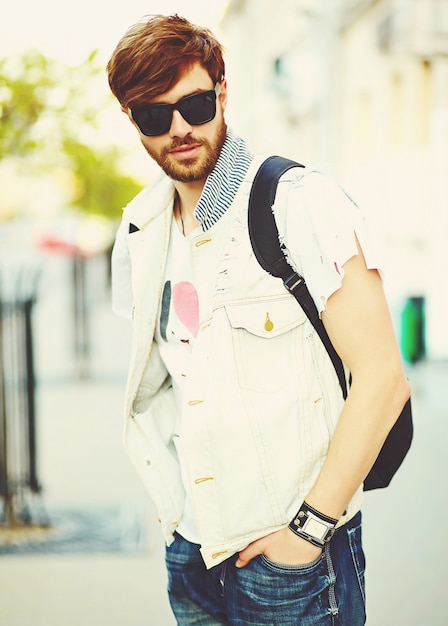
left=188, top=399, right=204, bottom=406
left=194, top=477, right=214, bottom=484
left=195, top=239, right=212, bottom=247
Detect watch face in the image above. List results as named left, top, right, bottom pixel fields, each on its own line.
left=302, top=517, right=329, bottom=541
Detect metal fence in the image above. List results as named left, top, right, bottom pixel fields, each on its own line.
left=0, top=265, right=40, bottom=525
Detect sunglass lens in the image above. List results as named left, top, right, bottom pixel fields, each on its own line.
left=180, top=91, right=216, bottom=125
left=133, top=106, right=171, bottom=136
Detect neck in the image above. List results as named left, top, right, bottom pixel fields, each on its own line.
left=174, top=183, right=202, bottom=237
left=173, top=180, right=203, bottom=236
left=174, top=180, right=204, bottom=218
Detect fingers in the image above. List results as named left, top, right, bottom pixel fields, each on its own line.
left=235, top=529, right=323, bottom=569
left=235, top=541, right=263, bottom=568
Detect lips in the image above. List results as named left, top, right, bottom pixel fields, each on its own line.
left=170, top=143, right=202, bottom=160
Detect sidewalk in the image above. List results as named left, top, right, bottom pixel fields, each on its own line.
left=0, top=252, right=447, bottom=625
left=0, top=253, right=175, bottom=626
left=363, top=358, right=447, bottom=625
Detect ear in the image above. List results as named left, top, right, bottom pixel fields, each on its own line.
left=218, top=79, right=228, bottom=112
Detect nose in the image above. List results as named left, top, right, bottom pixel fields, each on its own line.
left=169, top=109, right=193, bottom=138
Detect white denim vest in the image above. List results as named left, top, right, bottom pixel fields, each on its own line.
left=112, top=156, right=369, bottom=569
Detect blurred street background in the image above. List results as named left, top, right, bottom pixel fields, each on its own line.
left=1, top=1, right=447, bottom=625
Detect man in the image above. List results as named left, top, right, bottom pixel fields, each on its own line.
left=107, top=14, right=410, bottom=625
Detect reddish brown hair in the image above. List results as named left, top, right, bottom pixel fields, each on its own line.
left=107, top=14, right=225, bottom=109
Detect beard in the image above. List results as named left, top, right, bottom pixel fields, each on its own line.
left=142, top=118, right=227, bottom=183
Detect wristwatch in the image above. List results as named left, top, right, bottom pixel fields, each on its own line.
left=288, top=502, right=338, bottom=547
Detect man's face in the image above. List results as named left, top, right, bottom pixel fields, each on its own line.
left=126, top=63, right=228, bottom=183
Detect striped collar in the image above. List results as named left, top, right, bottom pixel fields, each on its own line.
left=194, top=129, right=254, bottom=231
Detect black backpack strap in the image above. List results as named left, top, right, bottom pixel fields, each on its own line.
left=248, top=156, right=348, bottom=399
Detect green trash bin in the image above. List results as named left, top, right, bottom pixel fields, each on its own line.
left=400, top=296, right=425, bottom=364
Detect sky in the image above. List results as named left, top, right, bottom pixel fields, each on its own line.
left=1, top=1, right=229, bottom=64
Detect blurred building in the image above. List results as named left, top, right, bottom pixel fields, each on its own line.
left=221, top=0, right=448, bottom=359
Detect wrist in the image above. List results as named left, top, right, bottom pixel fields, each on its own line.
left=288, top=501, right=339, bottom=547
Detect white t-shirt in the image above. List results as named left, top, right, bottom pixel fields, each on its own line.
left=154, top=217, right=201, bottom=543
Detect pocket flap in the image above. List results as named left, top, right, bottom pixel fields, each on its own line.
left=226, top=297, right=306, bottom=338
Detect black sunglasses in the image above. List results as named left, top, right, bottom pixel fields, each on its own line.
left=130, top=83, right=221, bottom=137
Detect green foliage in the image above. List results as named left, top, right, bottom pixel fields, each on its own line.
left=0, top=51, right=56, bottom=159
left=0, top=49, right=141, bottom=219
left=63, top=137, right=141, bottom=218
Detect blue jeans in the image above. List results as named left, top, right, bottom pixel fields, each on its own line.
left=165, top=512, right=366, bottom=625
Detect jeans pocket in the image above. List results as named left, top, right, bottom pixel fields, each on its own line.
left=233, top=553, right=332, bottom=623
left=260, top=551, right=324, bottom=573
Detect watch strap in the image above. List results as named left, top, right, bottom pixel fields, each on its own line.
left=288, top=502, right=338, bottom=547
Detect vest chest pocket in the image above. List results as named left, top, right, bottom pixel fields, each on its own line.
left=225, top=298, right=307, bottom=393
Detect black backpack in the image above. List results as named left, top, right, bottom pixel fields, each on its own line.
left=248, top=155, right=413, bottom=491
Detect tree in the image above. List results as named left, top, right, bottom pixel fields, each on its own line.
left=0, top=49, right=141, bottom=219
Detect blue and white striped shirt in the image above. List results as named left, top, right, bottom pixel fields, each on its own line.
left=195, top=128, right=254, bottom=231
